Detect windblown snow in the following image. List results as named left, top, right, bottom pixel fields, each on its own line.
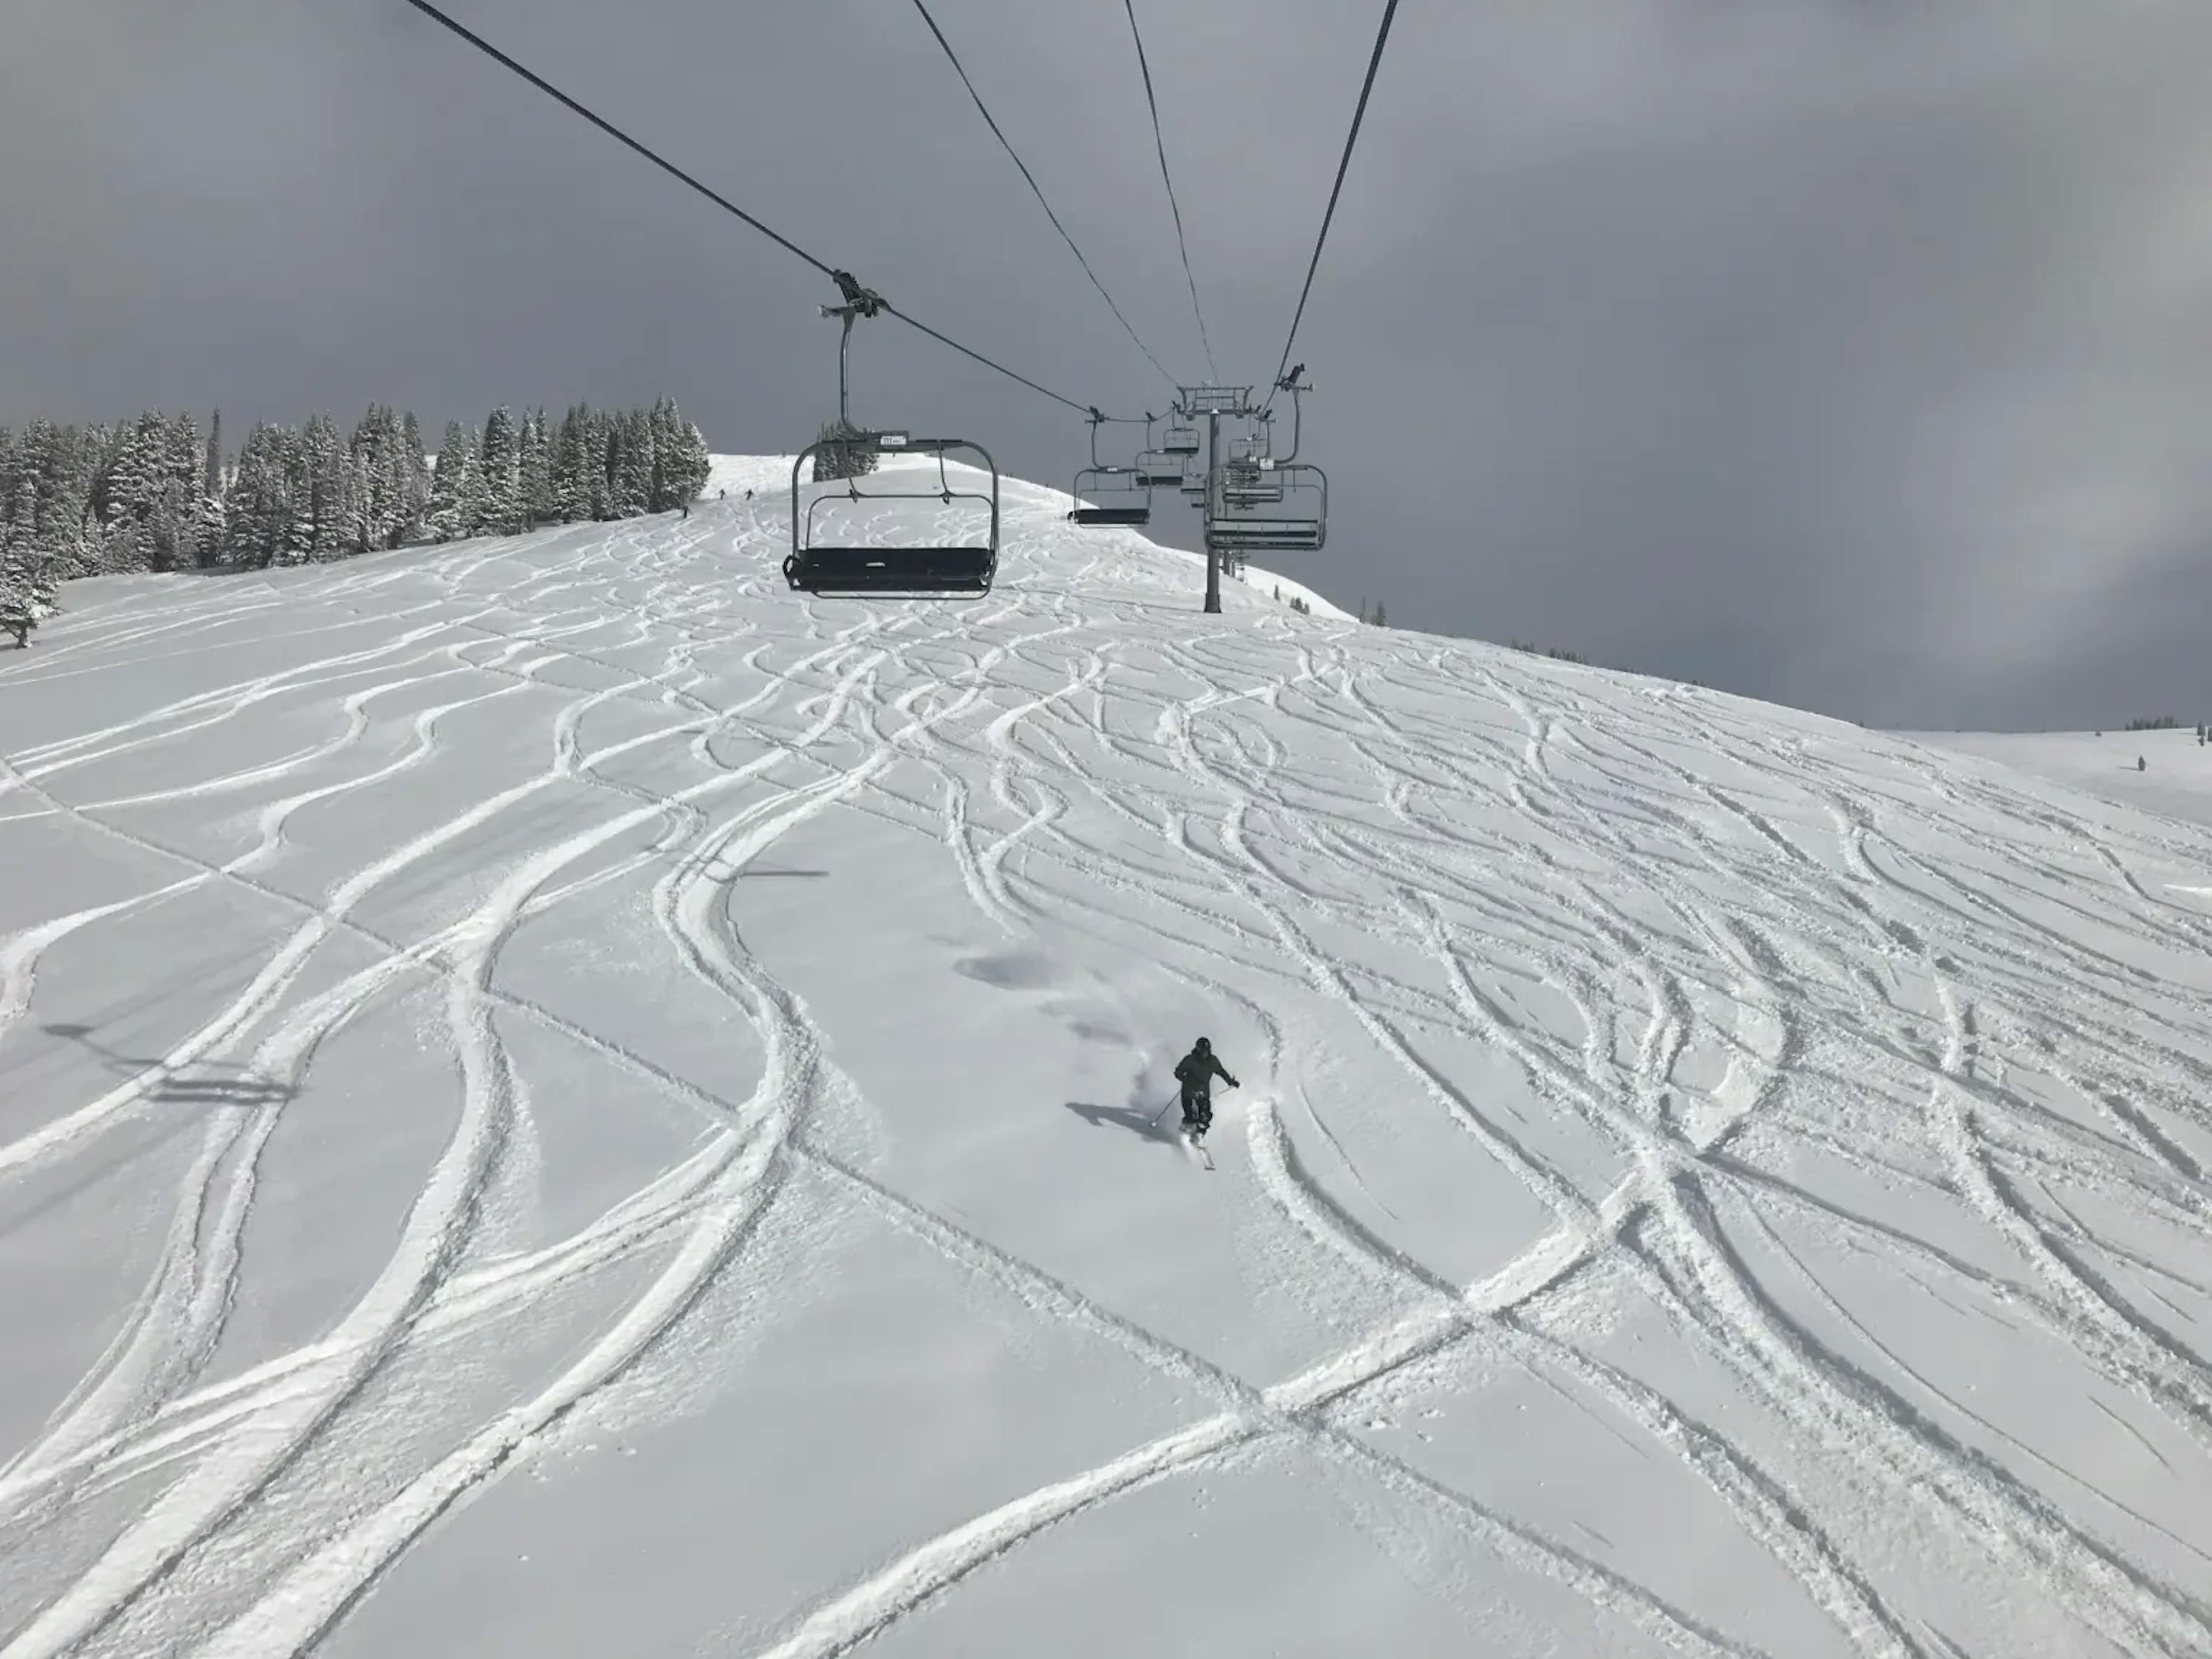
left=2, top=459, right=2210, bottom=1658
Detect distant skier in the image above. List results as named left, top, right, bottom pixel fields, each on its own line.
left=1173, top=1037, right=1238, bottom=1140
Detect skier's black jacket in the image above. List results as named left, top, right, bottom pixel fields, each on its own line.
left=1173, top=1047, right=1237, bottom=1098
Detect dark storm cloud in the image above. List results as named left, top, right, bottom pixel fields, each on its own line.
left=6, top=0, right=2211, bottom=728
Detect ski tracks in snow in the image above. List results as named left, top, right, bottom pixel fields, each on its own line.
left=3, top=497, right=2210, bottom=1655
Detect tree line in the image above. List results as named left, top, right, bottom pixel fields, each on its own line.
left=0, top=399, right=712, bottom=642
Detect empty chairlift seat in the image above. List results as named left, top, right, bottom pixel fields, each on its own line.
left=1206, top=461, right=1328, bottom=554
left=1067, top=465, right=1152, bottom=529
left=1221, top=461, right=1285, bottom=506
left=1135, top=447, right=1186, bottom=489
left=785, top=434, right=1001, bottom=598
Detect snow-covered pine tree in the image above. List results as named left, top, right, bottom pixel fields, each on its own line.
left=40, top=422, right=101, bottom=579
left=287, top=414, right=346, bottom=563
left=0, top=536, right=56, bottom=645
left=194, top=411, right=226, bottom=567
left=278, top=424, right=312, bottom=565
left=220, top=423, right=271, bottom=567
left=597, top=410, right=643, bottom=518
left=475, top=405, right=520, bottom=535
left=0, top=547, right=31, bottom=644
left=685, top=421, right=711, bottom=501
left=93, top=416, right=146, bottom=563
left=397, top=412, right=430, bottom=541
left=598, top=415, right=623, bottom=519
left=0, top=425, right=29, bottom=644
left=346, top=403, right=423, bottom=552
left=84, top=422, right=128, bottom=550
left=585, top=408, right=613, bottom=520
left=653, top=397, right=710, bottom=507
left=347, top=447, right=378, bottom=557
left=550, top=406, right=588, bottom=524
left=647, top=397, right=696, bottom=511
left=639, top=409, right=660, bottom=514
left=520, top=408, right=556, bottom=529
left=644, top=399, right=671, bottom=511
left=9, top=423, right=47, bottom=565
left=426, top=420, right=478, bottom=541
left=79, top=421, right=141, bottom=574
left=94, top=410, right=197, bottom=574
left=154, top=411, right=202, bottom=571
left=346, top=405, right=384, bottom=554
left=0, top=428, right=17, bottom=566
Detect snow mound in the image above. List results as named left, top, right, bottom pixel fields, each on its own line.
left=2, top=462, right=2210, bottom=1657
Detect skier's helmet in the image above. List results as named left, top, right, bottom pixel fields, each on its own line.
left=1194, top=1036, right=1211, bottom=1052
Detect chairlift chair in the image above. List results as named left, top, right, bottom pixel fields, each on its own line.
left=1222, top=461, right=1285, bottom=506
left=1222, top=434, right=1284, bottom=505
left=1135, top=448, right=1186, bottom=488
left=785, top=433, right=1001, bottom=597
left=1066, top=408, right=1152, bottom=528
left=1132, top=415, right=1184, bottom=488
left=1203, top=369, right=1325, bottom=553
left=1068, top=467, right=1153, bottom=528
left=783, top=276, right=1001, bottom=597
left=1205, top=460, right=1327, bottom=555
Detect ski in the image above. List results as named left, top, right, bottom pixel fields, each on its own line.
left=1183, top=1132, right=1214, bottom=1171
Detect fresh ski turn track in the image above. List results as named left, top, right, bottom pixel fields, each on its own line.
left=2, top=456, right=2210, bottom=1657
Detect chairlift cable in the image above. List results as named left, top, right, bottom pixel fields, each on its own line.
left=878, top=302, right=1098, bottom=417
left=1262, top=0, right=1400, bottom=415
left=1122, top=0, right=1218, bottom=381
left=395, top=0, right=1129, bottom=421
left=905, top=0, right=1180, bottom=390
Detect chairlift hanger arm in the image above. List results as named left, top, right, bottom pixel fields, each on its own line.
left=1271, top=371, right=1308, bottom=463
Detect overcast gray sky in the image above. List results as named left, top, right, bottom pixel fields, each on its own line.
left=6, top=1, right=2210, bottom=729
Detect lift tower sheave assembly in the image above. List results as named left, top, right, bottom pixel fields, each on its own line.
left=1176, top=385, right=1252, bottom=613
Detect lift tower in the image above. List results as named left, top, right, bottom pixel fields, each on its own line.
left=1176, top=384, right=1253, bottom=613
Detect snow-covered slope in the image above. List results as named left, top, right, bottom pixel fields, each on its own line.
left=2, top=465, right=2210, bottom=1658
left=1903, top=726, right=2212, bottom=835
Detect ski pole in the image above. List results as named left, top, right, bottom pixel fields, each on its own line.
left=1149, top=1097, right=1177, bottom=1128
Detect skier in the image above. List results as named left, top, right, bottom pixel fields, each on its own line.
left=1172, top=1037, right=1238, bottom=1140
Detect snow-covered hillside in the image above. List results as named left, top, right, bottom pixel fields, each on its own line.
left=1903, top=726, right=2212, bottom=836
left=2, top=463, right=2210, bottom=1658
